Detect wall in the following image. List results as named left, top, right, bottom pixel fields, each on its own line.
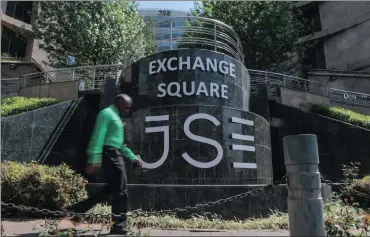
left=1, top=1, right=7, bottom=13
left=1, top=100, right=75, bottom=163
left=270, top=101, right=370, bottom=182
left=25, top=39, right=52, bottom=72
left=1, top=62, right=41, bottom=78
left=323, top=20, right=370, bottom=71
left=279, top=87, right=330, bottom=108
left=308, top=70, right=370, bottom=95
left=87, top=182, right=331, bottom=220
left=19, top=81, right=79, bottom=101
left=319, top=2, right=370, bottom=71
left=279, top=87, right=370, bottom=115
left=1, top=91, right=19, bottom=100
left=319, top=1, right=370, bottom=32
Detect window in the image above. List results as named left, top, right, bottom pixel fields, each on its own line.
left=6, top=1, right=33, bottom=24
left=1, top=26, right=27, bottom=57
left=303, top=41, right=326, bottom=69
left=300, top=4, right=322, bottom=35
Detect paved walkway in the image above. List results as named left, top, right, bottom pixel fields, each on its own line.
left=2, top=219, right=289, bottom=236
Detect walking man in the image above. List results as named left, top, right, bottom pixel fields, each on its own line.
left=70, top=94, right=142, bottom=235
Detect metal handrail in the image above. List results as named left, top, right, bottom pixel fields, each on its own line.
left=10, top=64, right=370, bottom=108
left=153, top=16, right=245, bottom=63
left=1, top=78, right=20, bottom=92
left=1, top=57, right=55, bottom=83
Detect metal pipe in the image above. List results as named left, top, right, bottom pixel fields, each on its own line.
left=283, top=134, right=325, bottom=236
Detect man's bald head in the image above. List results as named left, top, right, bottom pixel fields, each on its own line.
left=115, top=94, right=132, bottom=105
left=114, top=94, right=132, bottom=117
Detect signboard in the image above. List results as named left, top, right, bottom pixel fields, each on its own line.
left=120, top=49, right=272, bottom=185
left=330, top=89, right=370, bottom=106
left=158, top=10, right=171, bottom=16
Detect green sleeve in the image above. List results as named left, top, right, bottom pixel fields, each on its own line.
left=121, top=144, right=137, bottom=161
left=87, top=111, right=110, bottom=164
left=120, top=123, right=137, bottom=161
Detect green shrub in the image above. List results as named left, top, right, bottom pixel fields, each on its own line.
left=300, top=103, right=370, bottom=129
left=1, top=161, right=87, bottom=211
left=347, top=175, right=370, bottom=209
left=1, top=96, right=58, bottom=117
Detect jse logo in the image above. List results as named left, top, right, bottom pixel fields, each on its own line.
left=138, top=113, right=257, bottom=170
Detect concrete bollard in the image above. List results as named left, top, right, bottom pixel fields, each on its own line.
left=283, top=134, right=325, bottom=236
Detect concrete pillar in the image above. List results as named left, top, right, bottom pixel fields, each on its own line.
left=283, top=134, right=325, bottom=236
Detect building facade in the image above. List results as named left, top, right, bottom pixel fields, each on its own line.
left=1, top=1, right=50, bottom=79
left=297, top=1, right=370, bottom=72
left=138, top=9, right=189, bottom=52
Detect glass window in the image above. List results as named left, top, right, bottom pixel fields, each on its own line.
left=6, top=1, right=33, bottom=24
left=1, top=26, right=27, bottom=57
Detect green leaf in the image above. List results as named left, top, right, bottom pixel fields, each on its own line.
left=32, top=1, right=156, bottom=68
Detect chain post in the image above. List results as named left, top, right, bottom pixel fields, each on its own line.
left=283, top=134, right=325, bottom=236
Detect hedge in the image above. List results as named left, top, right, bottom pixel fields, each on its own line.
left=1, top=161, right=87, bottom=211
left=347, top=175, right=370, bottom=208
left=300, top=103, right=370, bottom=129
left=1, top=96, right=58, bottom=117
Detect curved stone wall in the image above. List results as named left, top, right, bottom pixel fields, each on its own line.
left=120, top=49, right=250, bottom=111
left=119, top=49, right=272, bottom=185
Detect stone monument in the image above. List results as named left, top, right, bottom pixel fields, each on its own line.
left=119, top=49, right=272, bottom=186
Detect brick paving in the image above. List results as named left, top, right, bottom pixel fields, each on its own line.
left=1, top=218, right=289, bottom=236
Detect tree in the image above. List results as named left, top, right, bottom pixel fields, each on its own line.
left=32, top=1, right=156, bottom=68
left=190, top=1, right=310, bottom=74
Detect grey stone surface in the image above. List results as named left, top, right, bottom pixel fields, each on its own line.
left=128, top=105, right=272, bottom=185
left=270, top=101, right=370, bottom=181
left=120, top=49, right=251, bottom=111
left=1, top=100, right=74, bottom=162
left=85, top=183, right=331, bottom=220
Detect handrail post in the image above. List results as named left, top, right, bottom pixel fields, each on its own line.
left=283, top=76, right=286, bottom=87
left=170, top=18, right=173, bottom=50
left=213, top=22, right=217, bottom=52
left=304, top=80, right=308, bottom=92
left=283, top=134, right=325, bottom=236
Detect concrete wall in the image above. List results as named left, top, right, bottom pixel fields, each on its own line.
left=279, top=87, right=370, bottom=115
left=25, top=39, right=52, bottom=72
left=270, top=101, right=370, bottom=182
left=1, top=1, right=7, bottom=13
left=19, top=81, right=79, bottom=101
left=323, top=20, right=370, bottom=71
left=318, top=2, right=370, bottom=71
left=1, top=62, right=41, bottom=78
left=280, top=87, right=330, bottom=109
left=1, top=100, right=74, bottom=163
left=319, top=1, right=370, bottom=31
left=1, top=91, right=19, bottom=100
left=307, top=70, right=370, bottom=94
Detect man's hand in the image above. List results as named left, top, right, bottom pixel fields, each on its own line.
left=132, top=159, right=143, bottom=169
left=85, top=163, right=101, bottom=175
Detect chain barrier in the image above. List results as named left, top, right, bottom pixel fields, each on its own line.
left=2, top=176, right=287, bottom=220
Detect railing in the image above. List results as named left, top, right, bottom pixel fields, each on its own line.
left=154, top=16, right=245, bottom=63
left=2, top=57, right=45, bottom=72
left=1, top=78, right=20, bottom=92
left=248, top=70, right=328, bottom=97
left=1, top=56, right=55, bottom=83
left=20, top=64, right=126, bottom=90
left=17, top=64, right=370, bottom=108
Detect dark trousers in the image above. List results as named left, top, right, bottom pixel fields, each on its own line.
left=71, top=146, right=128, bottom=230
